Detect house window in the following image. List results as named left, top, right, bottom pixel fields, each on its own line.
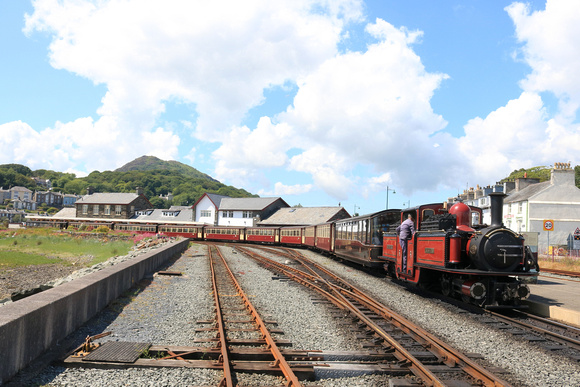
left=105, top=205, right=110, bottom=215
left=243, top=211, right=252, bottom=218
left=201, top=210, right=211, bottom=217
left=518, top=203, right=522, bottom=214
left=115, top=205, right=122, bottom=215
left=223, top=211, right=234, bottom=218
left=82, top=204, right=88, bottom=215
left=93, top=205, right=99, bottom=215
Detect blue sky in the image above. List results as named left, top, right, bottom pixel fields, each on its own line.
left=1, top=0, right=578, bottom=215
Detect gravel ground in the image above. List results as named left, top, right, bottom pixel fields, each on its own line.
left=8, top=244, right=580, bottom=386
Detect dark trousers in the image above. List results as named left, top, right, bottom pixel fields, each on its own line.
left=400, top=238, right=408, bottom=271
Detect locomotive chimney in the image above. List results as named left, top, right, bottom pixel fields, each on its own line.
left=489, top=192, right=506, bottom=227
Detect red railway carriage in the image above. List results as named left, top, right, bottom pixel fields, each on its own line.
left=158, top=224, right=204, bottom=239
left=114, top=222, right=158, bottom=233
left=334, top=209, right=400, bottom=268
left=245, top=227, right=280, bottom=243
left=314, top=223, right=334, bottom=253
left=304, top=225, right=316, bottom=247
left=279, top=227, right=303, bottom=245
left=204, top=226, right=244, bottom=241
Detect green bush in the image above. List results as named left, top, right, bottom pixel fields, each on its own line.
left=95, top=225, right=110, bottom=233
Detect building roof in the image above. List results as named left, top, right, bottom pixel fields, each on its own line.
left=258, top=206, right=349, bottom=226
left=131, top=208, right=197, bottom=223
left=192, top=193, right=231, bottom=209
left=76, top=192, right=141, bottom=205
left=504, top=181, right=550, bottom=203
left=52, top=207, right=77, bottom=218
left=219, top=197, right=286, bottom=211
left=11, top=186, right=32, bottom=192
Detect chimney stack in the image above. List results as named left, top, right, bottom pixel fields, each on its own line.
left=489, top=192, right=505, bottom=227
left=136, top=187, right=144, bottom=196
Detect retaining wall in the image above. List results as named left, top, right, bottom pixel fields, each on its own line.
left=0, top=238, right=189, bottom=384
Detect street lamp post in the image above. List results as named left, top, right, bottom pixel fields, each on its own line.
left=386, top=186, right=396, bottom=210
left=353, top=205, right=360, bottom=216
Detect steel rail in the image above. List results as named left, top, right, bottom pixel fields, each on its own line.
left=292, top=251, right=511, bottom=387
left=487, top=310, right=580, bottom=351
left=286, top=253, right=450, bottom=386
left=237, top=247, right=447, bottom=385
left=208, top=245, right=235, bottom=387
left=240, top=246, right=511, bottom=387
left=540, top=268, right=580, bottom=278
left=211, top=245, right=303, bottom=387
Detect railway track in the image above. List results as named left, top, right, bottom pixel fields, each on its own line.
left=477, top=309, right=580, bottom=360
left=239, top=245, right=512, bottom=386
left=61, top=244, right=309, bottom=386
left=540, top=267, right=580, bottom=279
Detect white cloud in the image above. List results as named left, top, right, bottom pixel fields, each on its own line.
left=24, top=0, right=363, bottom=141
left=279, top=18, right=453, bottom=196
left=13, top=0, right=365, bottom=182
left=450, top=0, right=580, bottom=187
left=258, top=182, right=314, bottom=196
left=457, top=92, right=549, bottom=182
left=212, top=117, right=294, bottom=187
left=507, top=0, right=580, bottom=120
left=210, top=17, right=456, bottom=199
left=0, top=117, right=180, bottom=173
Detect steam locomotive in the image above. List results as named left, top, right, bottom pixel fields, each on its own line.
left=381, top=193, right=539, bottom=307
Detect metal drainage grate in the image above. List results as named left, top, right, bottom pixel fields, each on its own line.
left=83, top=341, right=151, bottom=363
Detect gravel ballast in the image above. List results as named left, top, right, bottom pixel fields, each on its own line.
left=8, top=244, right=580, bottom=386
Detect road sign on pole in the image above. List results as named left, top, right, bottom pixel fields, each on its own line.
left=543, top=220, right=554, bottom=231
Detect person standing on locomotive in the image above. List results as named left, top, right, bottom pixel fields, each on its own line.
left=396, top=214, right=415, bottom=272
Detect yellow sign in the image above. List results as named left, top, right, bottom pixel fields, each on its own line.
left=543, top=219, right=554, bottom=231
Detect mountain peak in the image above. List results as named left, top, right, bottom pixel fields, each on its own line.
left=116, top=155, right=217, bottom=181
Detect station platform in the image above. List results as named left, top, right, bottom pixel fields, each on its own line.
left=524, top=273, right=580, bottom=327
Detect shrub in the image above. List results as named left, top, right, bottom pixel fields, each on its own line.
left=95, top=225, right=110, bottom=233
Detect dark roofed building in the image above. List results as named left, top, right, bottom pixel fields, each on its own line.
left=75, top=188, right=152, bottom=219
left=258, top=206, right=351, bottom=227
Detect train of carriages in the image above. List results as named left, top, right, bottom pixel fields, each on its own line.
left=26, top=193, right=538, bottom=307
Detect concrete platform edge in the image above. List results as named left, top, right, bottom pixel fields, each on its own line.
left=0, top=238, right=189, bottom=385
left=523, top=299, right=580, bottom=327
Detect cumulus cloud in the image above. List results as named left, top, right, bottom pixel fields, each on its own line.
left=213, top=17, right=454, bottom=199
left=9, top=0, right=363, bottom=175
left=457, top=92, right=549, bottom=182
left=454, top=0, right=580, bottom=186
left=507, top=0, right=580, bottom=120
left=0, top=118, right=180, bottom=174
left=24, top=0, right=362, bottom=141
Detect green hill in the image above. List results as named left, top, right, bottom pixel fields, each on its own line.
left=501, top=165, right=580, bottom=187
left=115, top=155, right=218, bottom=181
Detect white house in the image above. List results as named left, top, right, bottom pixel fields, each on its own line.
left=192, top=193, right=230, bottom=225
left=503, top=163, right=580, bottom=253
